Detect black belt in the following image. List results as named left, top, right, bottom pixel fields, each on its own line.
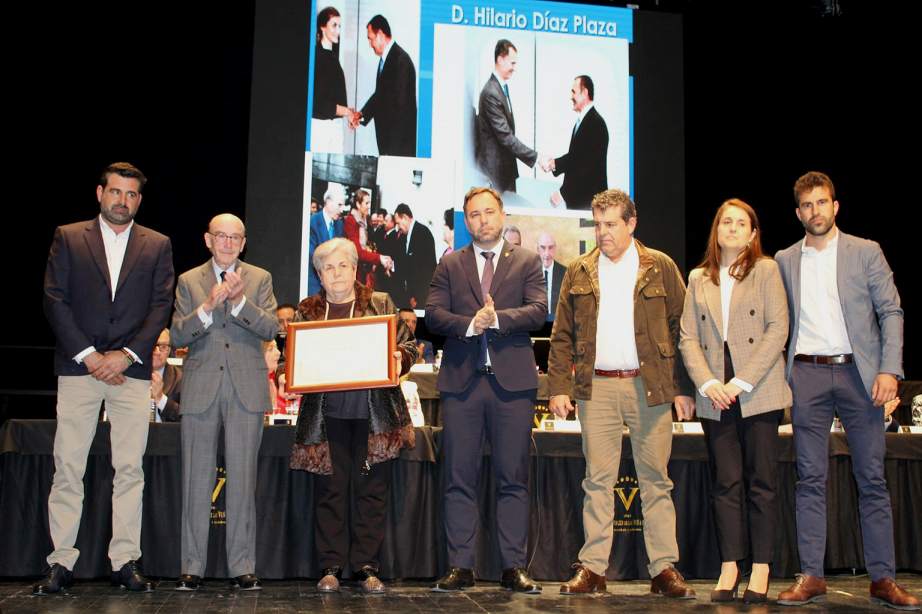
left=476, top=365, right=495, bottom=375
left=794, top=354, right=853, bottom=365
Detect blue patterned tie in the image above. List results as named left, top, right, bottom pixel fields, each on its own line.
left=479, top=251, right=495, bottom=366
left=328, top=220, right=334, bottom=239
left=377, top=57, right=384, bottom=76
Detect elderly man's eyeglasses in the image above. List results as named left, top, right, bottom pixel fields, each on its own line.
left=209, top=232, right=245, bottom=244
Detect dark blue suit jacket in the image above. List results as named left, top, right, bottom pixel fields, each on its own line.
left=43, top=217, right=175, bottom=378
left=425, top=240, right=546, bottom=393
left=308, top=211, right=344, bottom=296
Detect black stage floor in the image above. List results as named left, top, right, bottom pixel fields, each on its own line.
left=1, top=574, right=920, bottom=613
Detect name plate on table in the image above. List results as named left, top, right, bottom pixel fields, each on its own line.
left=673, top=422, right=703, bottom=434
left=904, top=425, right=922, bottom=434
left=285, top=314, right=398, bottom=394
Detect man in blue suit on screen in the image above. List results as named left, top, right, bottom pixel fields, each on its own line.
left=308, top=185, right=345, bottom=296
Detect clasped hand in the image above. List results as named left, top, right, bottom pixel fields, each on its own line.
left=472, top=294, right=496, bottom=335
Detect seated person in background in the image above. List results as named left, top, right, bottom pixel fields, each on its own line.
left=263, top=340, right=284, bottom=412
left=399, top=308, right=433, bottom=363
left=277, top=303, right=296, bottom=334
left=151, top=328, right=182, bottom=422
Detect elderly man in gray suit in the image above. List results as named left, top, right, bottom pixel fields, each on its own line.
left=775, top=172, right=917, bottom=610
left=170, top=213, right=278, bottom=592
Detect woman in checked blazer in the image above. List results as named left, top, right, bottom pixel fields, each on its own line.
left=679, top=199, right=792, bottom=604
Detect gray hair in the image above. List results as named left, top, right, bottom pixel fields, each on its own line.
left=312, top=237, right=358, bottom=272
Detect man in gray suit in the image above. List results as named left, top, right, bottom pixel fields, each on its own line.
left=775, top=172, right=917, bottom=610
left=170, top=213, right=278, bottom=591
left=475, top=39, right=549, bottom=194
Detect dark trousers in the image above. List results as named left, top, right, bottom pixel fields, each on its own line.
left=441, top=373, right=536, bottom=569
left=314, top=417, right=391, bottom=572
left=702, top=344, right=781, bottom=563
left=791, top=360, right=895, bottom=580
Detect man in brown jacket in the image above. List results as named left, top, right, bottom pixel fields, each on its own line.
left=548, top=189, right=695, bottom=596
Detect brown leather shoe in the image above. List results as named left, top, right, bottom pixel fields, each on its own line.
left=869, top=577, right=921, bottom=610
left=560, top=563, right=606, bottom=594
left=650, top=567, right=696, bottom=599
left=777, top=574, right=827, bottom=605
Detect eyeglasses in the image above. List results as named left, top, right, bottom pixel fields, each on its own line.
left=154, top=343, right=171, bottom=352
left=209, top=232, right=245, bottom=244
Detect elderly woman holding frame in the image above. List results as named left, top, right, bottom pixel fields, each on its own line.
left=679, top=199, right=791, bottom=603
left=289, top=238, right=417, bottom=593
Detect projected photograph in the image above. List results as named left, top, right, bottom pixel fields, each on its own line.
left=308, top=0, right=420, bottom=157
left=431, top=25, right=630, bottom=211
left=302, top=153, right=454, bottom=312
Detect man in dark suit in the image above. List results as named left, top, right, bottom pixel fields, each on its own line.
left=354, top=15, right=416, bottom=156
left=399, top=309, right=434, bottom=363
left=374, top=212, right=402, bottom=302
left=536, top=232, right=566, bottom=321
left=426, top=187, right=546, bottom=593
left=35, top=162, right=174, bottom=595
left=393, top=203, right=436, bottom=310
left=171, top=214, right=278, bottom=592
left=308, top=186, right=345, bottom=296
left=775, top=172, right=917, bottom=610
left=151, top=328, right=183, bottom=422
left=549, top=75, right=609, bottom=210
left=475, top=39, right=548, bottom=194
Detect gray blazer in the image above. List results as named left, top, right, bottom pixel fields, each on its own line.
left=680, top=258, right=792, bottom=420
left=775, top=231, right=903, bottom=397
left=475, top=74, right=538, bottom=193
left=171, top=260, right=279, bottom=413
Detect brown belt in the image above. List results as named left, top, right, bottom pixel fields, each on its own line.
left=793, top=354, right=853, bottom=365
left=594, top=368, right=640, bottom=378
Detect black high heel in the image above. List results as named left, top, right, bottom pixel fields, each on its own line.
left=710, top=569, right=741, bottom=602
left=742, top=576, right=770, bottom=604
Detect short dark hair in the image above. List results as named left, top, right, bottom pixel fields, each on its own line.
left=277, top=303, right=296, bottom=312
left=394, top=203, right=414, bottom=218
left=99, top=162, right=147, bottom=192
left=576, top=75, right=594, bottom=100
left=793, top=171, right=836, bottom=204
left=591, top=189, right=636, bottom=223
left=494, top=39, right=517, bottom=62
left=377, top=207, right=388, bottom=217
left=443, top=208, right=454, bottom=230
left=367, top=14, right=391, bottom=37
left=463, top=187, right=503, bottom=214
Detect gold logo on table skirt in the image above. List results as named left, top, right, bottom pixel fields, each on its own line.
left=210, top=466, right=227, bottom=526
left=613, top=475, right=642, bottom=533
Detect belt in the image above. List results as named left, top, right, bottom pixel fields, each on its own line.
left=793, top=354, right=853, bottom=365
left=477, top=365, right=495, bottom=375
left=594, top=368, right=640, bottom=378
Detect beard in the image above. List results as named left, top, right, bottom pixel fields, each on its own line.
left=101, top=204, right=134, bottom=225
left=803, top=215, right=834, bottom=237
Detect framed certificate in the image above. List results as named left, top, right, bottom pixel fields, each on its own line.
left=285, top=314, right=398, bottom=393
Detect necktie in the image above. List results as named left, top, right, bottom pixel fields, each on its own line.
left=328, top=220, right=334, bottom=239
left=502, top=83, right=510, bottom=102
left=377, top=57, right=384, bottom=76
left=479, top=251, right=495, bottom=366
left=220, top=271, right=227, bottom=282
left=573, top=117, right=581, bottom=136
left=544, top=269, right=551, bottom=313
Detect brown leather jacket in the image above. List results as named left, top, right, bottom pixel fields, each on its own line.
left=548, top=241, right=694, bottom=406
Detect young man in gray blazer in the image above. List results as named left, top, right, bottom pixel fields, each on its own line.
left=171, top=214, right=278, bottom=591
left=775, top=172, right=917, bottom=610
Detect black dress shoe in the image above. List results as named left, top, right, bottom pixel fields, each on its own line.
left=501, top=567, right=542, bottom=594
left=111, top=560, right=154, bottom=591
left=175, top=574, right=202, bottom=591
left=32, top=563, right=73, bottom=595
left=231, top=574, right=262, bottom=591
left=432, top=567, right=475, bottom=592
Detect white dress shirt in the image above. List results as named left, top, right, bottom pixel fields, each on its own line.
left=73, top=217, right=140, bottom=364
left=197, top=260, right=247, bottom=327
left=543, top=265, right=554, bottom=315
left=594, top=240, right=641, bottom=370
left=464, top=240, right=503, bottom=365
left=699, top=266, right=753, bottom=395
left=795, top=229, right=853, bottom=356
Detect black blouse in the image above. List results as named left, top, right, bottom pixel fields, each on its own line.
left=312, top=44, right=347, bottom=120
